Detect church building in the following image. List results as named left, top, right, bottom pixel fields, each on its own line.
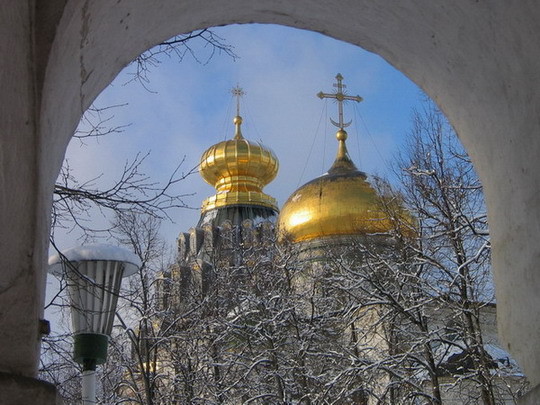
left=154, top=76, right=525, bottom=404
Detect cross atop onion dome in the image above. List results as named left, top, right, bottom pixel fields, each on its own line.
left=231, top=85, right=245, bottom=139
left=198, top=87, right=279, bottom=213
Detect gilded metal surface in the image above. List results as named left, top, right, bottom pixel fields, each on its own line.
left=278, top=128, right=395, bottom=242
left=278, top=163, right=394, bottom=242
left=199, top=114, right=279, bottom=213
left=317, top=73, right=362, bottom=129
left=278, top=74, right=397, bottom=242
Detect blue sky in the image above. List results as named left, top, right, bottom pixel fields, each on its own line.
left=54, top=23, right=425, bottom=251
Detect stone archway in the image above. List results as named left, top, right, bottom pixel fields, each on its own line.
left=2, top=1, right=540, bottom=402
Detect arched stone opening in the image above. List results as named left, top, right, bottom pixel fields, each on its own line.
left=3, top=1, right=540, bottom=401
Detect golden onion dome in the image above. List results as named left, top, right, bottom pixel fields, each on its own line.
left=278, top=129, right=395, bottom=242
left=199, top=114, right=279, bottom=213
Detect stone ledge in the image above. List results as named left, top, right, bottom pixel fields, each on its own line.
left=0, top=372, right=61, bottom=405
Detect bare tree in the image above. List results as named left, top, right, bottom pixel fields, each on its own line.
left=42, top=28, right=237, bottom=401
left=129, top=29, right=237, bottom=89
left=39, top=331, right=83, bottom=404
left=398, top=103, right=496, bottom=404
left=328, top=102, right=527, bottom=404
left=105, top=213, right=170, bottom=404
left=51, top=152, right=197, bottom=243
left=51, top=28, right=237, bottom=243
left=162, top=223, right=365, bottom=404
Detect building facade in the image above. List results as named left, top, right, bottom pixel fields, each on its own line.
left=151, top=79, right=526, bottom=404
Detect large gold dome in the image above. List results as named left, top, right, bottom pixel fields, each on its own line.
left=278, top=129, right=394, bottom=242
left=200, top=115, right=279, bottom=213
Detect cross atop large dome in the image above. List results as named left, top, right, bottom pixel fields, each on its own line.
left=278, top=74, right=395, bottom=242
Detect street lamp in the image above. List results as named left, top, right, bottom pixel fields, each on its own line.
left=49, top=244, right=141, bottom=404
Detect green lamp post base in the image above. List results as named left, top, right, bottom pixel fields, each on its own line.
left=73, top=333, right=109, bottom=371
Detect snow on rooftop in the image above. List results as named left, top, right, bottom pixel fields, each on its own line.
left=48, top=244, right=142, bottom=277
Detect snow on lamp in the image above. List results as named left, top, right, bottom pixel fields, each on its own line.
left=49, top=244, right=141, bottom=403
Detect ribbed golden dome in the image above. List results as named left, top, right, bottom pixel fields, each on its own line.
left=200, top=115, right=279, bottom=213
left=278, top=129, right=394, bottom=242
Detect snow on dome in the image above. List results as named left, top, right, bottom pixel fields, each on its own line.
left=48, top=244, right=141, bottom=277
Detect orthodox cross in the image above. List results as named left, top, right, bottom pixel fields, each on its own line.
left=232, top=85, right=245, bottom=116
left=317, top=73, right=363, bottom=129
left=231, top=85, right=246, bottom=139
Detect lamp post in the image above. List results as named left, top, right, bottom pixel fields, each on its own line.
left=49, top=244, right=141, bottom=404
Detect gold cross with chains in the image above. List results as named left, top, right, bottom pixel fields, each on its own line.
left=317, top=73, right=363, bottom=129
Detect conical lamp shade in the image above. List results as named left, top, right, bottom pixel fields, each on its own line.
left=49, top=245, right=141, bottom=367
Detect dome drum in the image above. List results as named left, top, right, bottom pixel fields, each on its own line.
left=202, top=190, right=278, bottom=212
left=214, top=176, right=265, bottom=193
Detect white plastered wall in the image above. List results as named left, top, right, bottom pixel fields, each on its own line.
left=2, top=1, right=540, bottom=400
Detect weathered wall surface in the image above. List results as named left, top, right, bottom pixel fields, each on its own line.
left=0, top=1, right=44, bottom=377
left=2, top=0, right=540, bottom=402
